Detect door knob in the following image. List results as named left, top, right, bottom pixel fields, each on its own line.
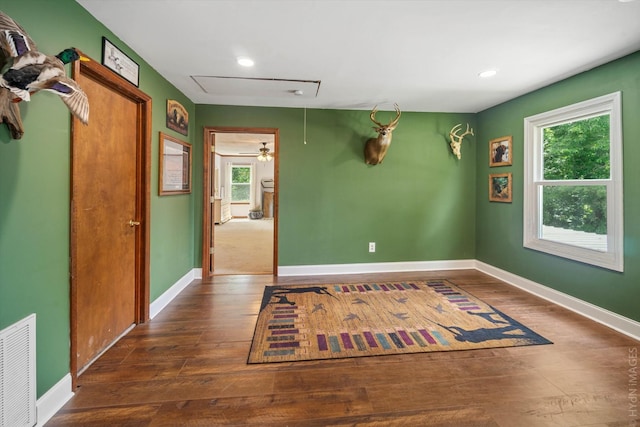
left=128, top=220, right=141, bottom=227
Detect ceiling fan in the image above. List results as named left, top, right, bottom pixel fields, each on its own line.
left=256, top=142, right=273, bottom=162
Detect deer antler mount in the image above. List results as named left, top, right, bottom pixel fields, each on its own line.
left=449, top=123, right=474, bottom=160
left=364, top=103, right=401, bottom=165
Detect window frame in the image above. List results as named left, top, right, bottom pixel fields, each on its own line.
left=230, top=164, right=252, bottom=203
left=523, top=92, right=624, bottom=272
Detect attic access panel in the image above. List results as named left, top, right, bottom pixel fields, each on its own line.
left=192, top=76, right=320, bottom=99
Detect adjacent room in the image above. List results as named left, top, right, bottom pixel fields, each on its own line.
left=209, top=131, right=276, bottom=275
left=0, top=1, right=639, bottom=426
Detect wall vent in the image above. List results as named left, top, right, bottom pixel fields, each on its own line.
left=0, top=314, right=36, bottom=427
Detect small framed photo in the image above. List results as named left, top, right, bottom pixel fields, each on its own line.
left=101, top=37, right=139, bottom=87
left=489, top=135, right=512, bottom=167
left=159, top=132, right=191, bottom=195
left=489, top=173, right=512, bottom=203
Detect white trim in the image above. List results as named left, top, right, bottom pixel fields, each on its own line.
left=149, top=269, right=198, bottom=319
left=35, top=373, right=73, bottom=427
left=278, top=259, right=475, bottom=276
left=249, top=163, right=257, bottom=210
left=36, top=269, right=201, bottom=425
left=279, top=259, right=639, bottom=340
left=475, top=260, right=640, bottom=341
left=523, top=91, right=624, bottom=272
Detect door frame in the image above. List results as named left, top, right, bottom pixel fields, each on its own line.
left=202, top=126, right=279, bottom=277
left=70, top=56, right=152, bottom=386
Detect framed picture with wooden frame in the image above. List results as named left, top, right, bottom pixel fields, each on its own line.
left=489, top=135, right=512, bottom=167
left=489, top=173, right=512, bottom=203
left=166, top=99, right=189, bottom=136
left=159, top=132, right=191, bottom=195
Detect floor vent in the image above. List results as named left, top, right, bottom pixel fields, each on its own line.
left=0, top=314, right=36, bottom=427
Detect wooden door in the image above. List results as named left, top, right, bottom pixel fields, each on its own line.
left=70, top=58, right=151, bottom=378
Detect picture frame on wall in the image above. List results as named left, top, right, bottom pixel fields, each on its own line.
left=489, top=135, right=512, bottom=167
left=101, top=37, right=139, bottom=87
left=159, top=132, right=191, bottom=195
left=166, top=99, right=189, bottom=136
left=489, top=173, right=512, bottom=203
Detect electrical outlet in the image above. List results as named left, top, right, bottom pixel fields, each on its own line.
left=369, top=242, right=376, bottom=253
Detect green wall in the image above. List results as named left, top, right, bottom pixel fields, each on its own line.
left=1, top=0, right=638, bottom=406
left=195, top=106, right=477, bottom=266
left=0, top=0, right=196, bottom=396
left=475, top=51, right=640, bottom=322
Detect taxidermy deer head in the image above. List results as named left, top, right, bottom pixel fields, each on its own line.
left=449, top=123, right=474, bottom=159
left=364, top=103, right=401, bottom=165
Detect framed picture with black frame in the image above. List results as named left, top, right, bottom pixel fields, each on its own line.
left=101, top=37, right=139, bottom=87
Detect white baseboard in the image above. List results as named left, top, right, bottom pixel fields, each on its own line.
left=475, top=260, right=640, bottom=341
left=36, top=261, right=639, bottom=425
left=149, top=268, right=199, bottom=319
left=278, top=259, right=475, bottom=276
left=279, top=259, right=639, bottom=340
left=35, top=373, right=73, bottom=427
left=37, top=269, right=200, bottom=424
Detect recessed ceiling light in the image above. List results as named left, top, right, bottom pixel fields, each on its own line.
left=478, top=69, right=498, bottom=78
left=237, top=57, right=254, bottom=67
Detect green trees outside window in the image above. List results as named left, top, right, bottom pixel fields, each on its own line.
left=542, top=115, right=610, bottom=235
left=231, top=166, right=251, bottom=202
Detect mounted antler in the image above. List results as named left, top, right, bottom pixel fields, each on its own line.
left=364, top=103, right=401, bottom=165
left=449, top=123, right=474, bottom=159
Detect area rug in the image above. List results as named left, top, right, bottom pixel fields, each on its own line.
left=248, top=280, right=551, bottom=363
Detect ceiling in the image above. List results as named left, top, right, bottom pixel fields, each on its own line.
left=213, top=132, right=275, bottom=157
left=75, top=0, right=640, bottom=154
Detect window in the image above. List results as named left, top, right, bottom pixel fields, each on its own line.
left=523, top=92, right=623, bottom=271
left=230, top=165, right=251, bottom=202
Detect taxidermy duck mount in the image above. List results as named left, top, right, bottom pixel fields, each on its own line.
left=0, top=10, right=89, bottom=139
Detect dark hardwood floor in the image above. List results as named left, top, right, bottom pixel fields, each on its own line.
left=46, top=270, right=639, bottom=426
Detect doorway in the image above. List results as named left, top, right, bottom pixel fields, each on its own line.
left=70, top=57, right=151, bottom=384
left=202, top=127, right=278, bottom=277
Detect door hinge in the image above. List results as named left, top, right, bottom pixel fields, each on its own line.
left=210, top=196, right=215, bottom=203
left=210, top=247, right=215, bottom=254
left=211, top=145, right=215, bottom=153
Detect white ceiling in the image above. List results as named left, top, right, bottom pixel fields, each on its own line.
left=75, top=0, right=640, bottom=153
left=214, top=132, right=275, bottom=156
